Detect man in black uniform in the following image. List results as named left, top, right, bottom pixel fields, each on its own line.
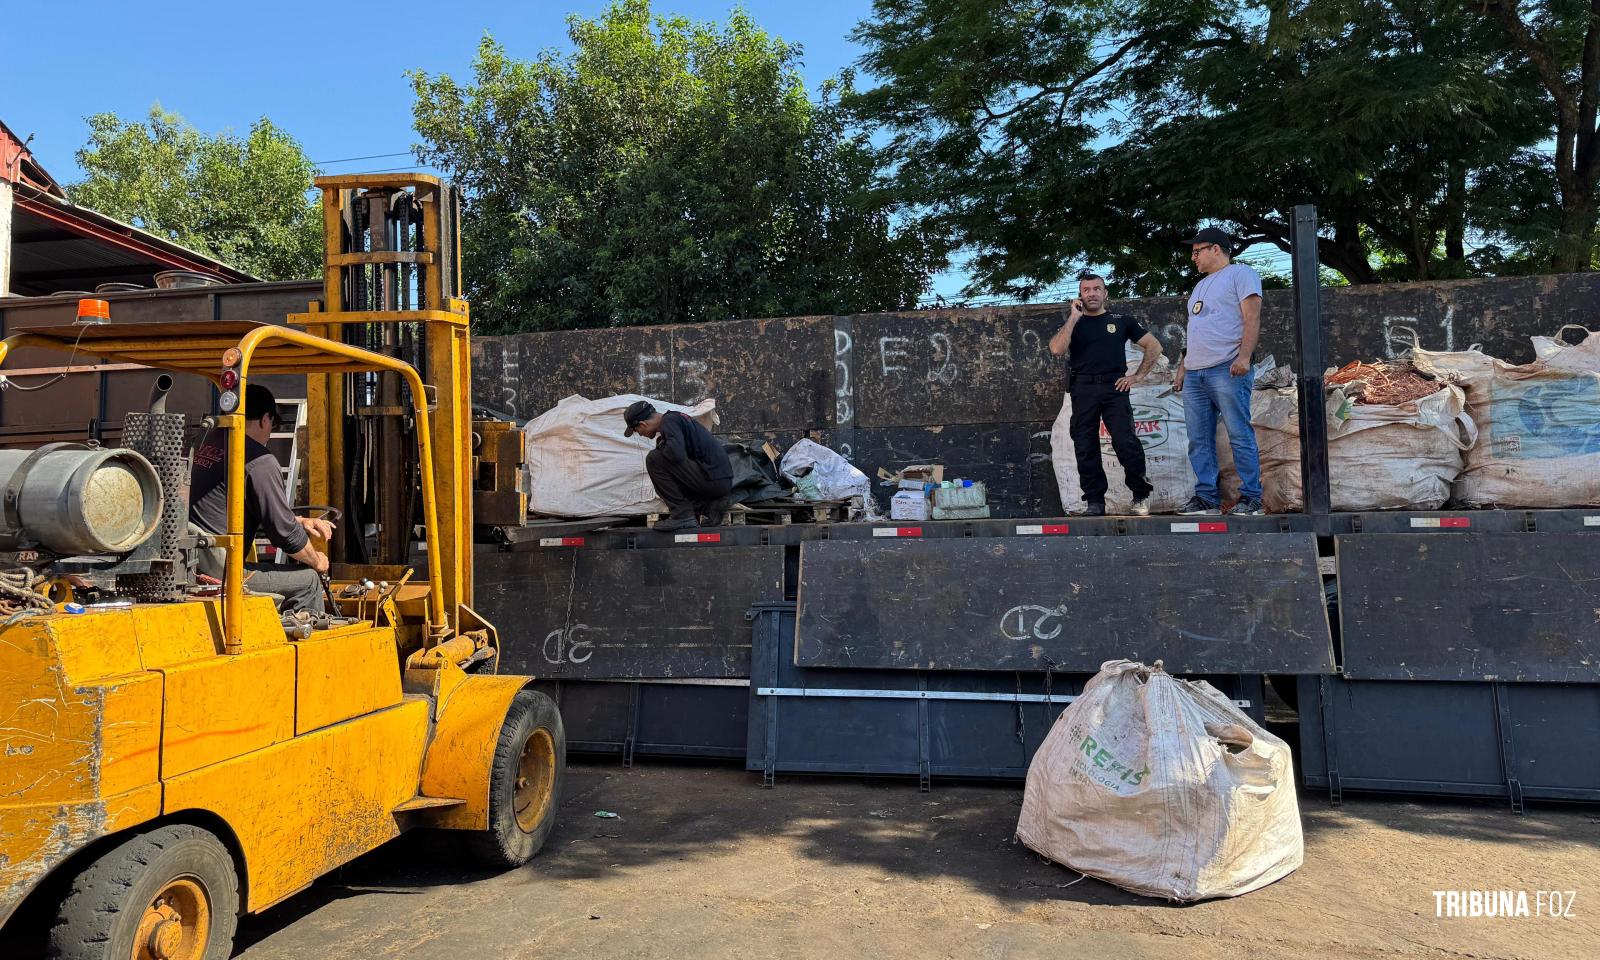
left=623, top=400, right=734, bottom=532
left=1048, top=273, right=1163, bottom=516
left=189, top=384, right=333, bottom=613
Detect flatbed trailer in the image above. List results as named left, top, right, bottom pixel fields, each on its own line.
left=6, top=212, right=1594, bottom=810
left=476, top=208, right=1600, bottom=808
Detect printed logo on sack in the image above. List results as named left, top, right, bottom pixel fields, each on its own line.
left=1489, top=377, right=1600, bottom=459
left=1066, top=723, right=1149, bottom=795
left=1100, top=405, right=1170, bottom=450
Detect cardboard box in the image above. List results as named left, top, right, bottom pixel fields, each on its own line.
left=890, top=490, right=930, bottom=521
left=878, top=464, right=945, bottom=486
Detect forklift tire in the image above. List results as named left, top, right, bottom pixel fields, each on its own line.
left=48, top=823, right=239, bottom=960
left=465, top=688, right=567, bottom=869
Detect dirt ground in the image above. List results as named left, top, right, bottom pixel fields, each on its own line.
left=233, top=760, right=1598, bottom=960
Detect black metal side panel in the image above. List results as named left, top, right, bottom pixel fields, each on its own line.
left=535, top=679, right=749, bottom=759
left=1301, top=678, right=1507, bottom=798
left=1337, top=533, right=1600, bottom=682
left=533, top=679, right=632, bottom=750
left=749, top=604, right=1263, bottom=783
left=794, top=535, right=1333, bottom=673
left=478, top=546, right=784, bottom=678
left=747, top=604, right=925, bottom=777
left=1299, top=676, right=1600, bottom=804
left=1502, top=684, right=1600, bottom=799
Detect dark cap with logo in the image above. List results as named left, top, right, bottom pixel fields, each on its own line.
left=245, top=383, right=280, bottom=426
left=1183, top=226, right=1234, bottom=251
left=623, top=400, right=657, bottom=437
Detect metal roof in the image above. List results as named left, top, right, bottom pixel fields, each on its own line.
left=8, top=187, right=259, bottom=296
left=4, top=118, right=261, bottom=296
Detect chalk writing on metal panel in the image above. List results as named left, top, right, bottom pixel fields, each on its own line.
left=1001, top=604, right=1071, bottom=641
left=835, top=328, right=853, bottom=423
left=1383, top=307, right=1456, bottom=359
left=927, top=332, right=958, bottom=386
left=1021, top=328, right=1048, bottom=367
left=879, top=336, right=911, bottom=377
left=542, top=624, right=595, bottom=665
left=977, top=335, right=1012, bottom=378
left=678, top=359, right=709, bottom=404
left=1027, top=430, right=1053, bottom=465
left=498, top=341, right=521, bottom=418
left=1159, top=322, right=1188, bottom=353
left=637, top=354, right=670, bottom=395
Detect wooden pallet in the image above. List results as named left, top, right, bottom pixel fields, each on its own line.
left=639, top=498, right=856, bottom=528
left=728, top=498, right=854, bottom=525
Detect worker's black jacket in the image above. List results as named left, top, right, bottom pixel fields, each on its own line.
left=655, top=411, right=732, bottom=482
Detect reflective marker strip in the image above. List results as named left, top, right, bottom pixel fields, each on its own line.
left=1171, top=522, right=1228, bottom=533
left=873, top=527, right=923, bottom=538
left=1016, top=524, right=1070, bottom=535
left=1411, top=517, right=1471, bottom=528
left=674, top=533, right=722, bottom=543
left=1585, top=516, right=1600, bottom=527
left=538, top=537, right=585, bottom=547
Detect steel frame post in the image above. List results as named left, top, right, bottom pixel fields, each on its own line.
left=1290, top=205, right=1332, bottom=523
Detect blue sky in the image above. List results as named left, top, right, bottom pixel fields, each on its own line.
left=7, top=1, right=869, bottom=179
left=8, top=0, right=989, bottom=296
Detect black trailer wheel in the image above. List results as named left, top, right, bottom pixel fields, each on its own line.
left=465, top=688, right=567, bottom=868
left=48, top=822, right=239, bottom=960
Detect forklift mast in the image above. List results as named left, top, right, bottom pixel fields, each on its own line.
left=290, top=174, right=476, bottom=626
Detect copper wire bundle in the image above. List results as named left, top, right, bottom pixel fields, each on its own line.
left=1325, top=360, right=1439, bottom=405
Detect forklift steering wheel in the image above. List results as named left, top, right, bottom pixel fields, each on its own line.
left=293, top=505, right=342, bottom=525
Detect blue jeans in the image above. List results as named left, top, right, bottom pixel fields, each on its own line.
left=1182, top=361, right=1262, bottom=504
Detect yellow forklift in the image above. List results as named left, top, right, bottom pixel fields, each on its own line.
left=0, top=174, right=563, bottom=959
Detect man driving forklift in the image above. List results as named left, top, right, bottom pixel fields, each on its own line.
left=188, top=383, right=333, bottom=613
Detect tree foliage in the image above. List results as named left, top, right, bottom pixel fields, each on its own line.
left=849, top=0, right=1597, bottom=295
left=71, top=107, right=321, bottom=280
left=1474, top=0, right=1600, bottom=272
left=410, top=0, right=939, bottom=333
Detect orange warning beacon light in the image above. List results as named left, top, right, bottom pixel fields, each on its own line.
left=76, top=298, right=110, bottom=324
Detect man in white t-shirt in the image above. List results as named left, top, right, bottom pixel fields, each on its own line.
left=1174, top=226, right=1264, bottom=515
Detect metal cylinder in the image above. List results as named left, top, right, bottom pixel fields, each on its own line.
left=0, top=447, right=163, bottom=555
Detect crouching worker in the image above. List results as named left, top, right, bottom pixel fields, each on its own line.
left=189, top=384, right=332, bottom=614
left=623, top=400, right=733, bottom=532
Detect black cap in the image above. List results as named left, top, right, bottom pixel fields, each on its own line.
left=244, top=383, right=280, bottom=425
left=1183, top=226, right=1234, bottom=251
left=623, top=400, right=656, bottom=437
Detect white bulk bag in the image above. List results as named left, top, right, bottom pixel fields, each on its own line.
left=1017, top=660, right=1303, bottom=902
left=522, top=394, right=718, bottom=518
left=778, top=438, right=869, bottom=502
left=1250, top=382, right=1476, bottom=513
left=1413, top=327, right=1600, bottom=507
left=1051, top=348, right=1188, bottom=514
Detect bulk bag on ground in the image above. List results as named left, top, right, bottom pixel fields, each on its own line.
left=521, top=394, right=718, bottom=518
left=1016, top=660, right=1303, bottom=902
left=1412, top=327, right=1600, bottom=507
